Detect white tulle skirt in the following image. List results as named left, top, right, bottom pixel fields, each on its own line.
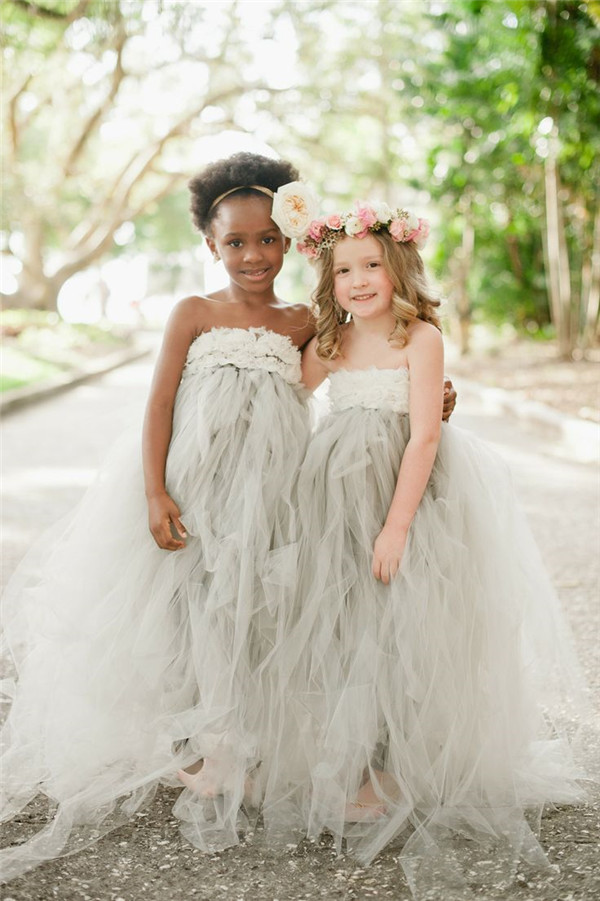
left=265, top=408, right=589, bottom=897
left=0, top=365, right=309, bottom=880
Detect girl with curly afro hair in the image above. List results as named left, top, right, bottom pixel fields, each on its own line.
left=0, top=151, right=317, bottom=876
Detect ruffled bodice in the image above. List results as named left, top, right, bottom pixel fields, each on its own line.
left=328, top=367, right=409, bottom=413
left=182, top=327, right=302, bottom=386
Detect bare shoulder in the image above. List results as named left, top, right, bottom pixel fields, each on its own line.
left=169, top=295, right=212, bottom=329
left=283, top=301, right=312, bottom=318
left=303, top=334, right=323, bottom=363
left=300, top=334, right=332, bottom=390
left=166, top=294, right=232, bottom=344
left=406, top=322, right=443, bottom=376
left=285, top=302, right=315, bottom=327
left=282, top=302, right=316, bottom=346
left=157, top=297, right=213, bottom=360
left=408, top=320, right=443, bottom=351
left=147, top=297, right=210, bottom=401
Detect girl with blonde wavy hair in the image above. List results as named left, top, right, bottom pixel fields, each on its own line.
left=268, top=201, right=587, bottom=898
left=312, top=228, right=441, bottom=362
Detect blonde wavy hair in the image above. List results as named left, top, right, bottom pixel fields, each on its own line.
left=312, top=230, right=441, bottom=360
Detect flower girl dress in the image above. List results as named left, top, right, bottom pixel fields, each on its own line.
left=0, top=327, right=309, bottom=880
left=269, top=366, right=588, bottom=897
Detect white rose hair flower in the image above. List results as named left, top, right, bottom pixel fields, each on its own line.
left=343, top=215, right=364, bottom=237
left=372, top=201, right=393, bottom=222
left=271, top=181, right=320, bottom=238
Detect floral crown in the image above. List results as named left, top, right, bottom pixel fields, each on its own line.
left=296, top=202, right=429, bottom=259
left=268, top=184, right=430, bottom=258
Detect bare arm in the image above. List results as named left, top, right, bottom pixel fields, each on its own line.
left=142, top=299, right=200, bottom=550
left=372, top=324, right=444, bottom=583
left=301, top=336, right=330, bottom=390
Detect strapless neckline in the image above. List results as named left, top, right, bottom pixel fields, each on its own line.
left=328, top=366, right=410, bottom=414
left=331, top=365, right=409, bottom=376
left=182, top=325, right=303, bottom=386
left=193, top=326, right=300, bottom=354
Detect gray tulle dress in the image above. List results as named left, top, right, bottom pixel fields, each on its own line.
left=0, top=327, right=310, bottom=880
left=265, top=366, right=588, bottom=898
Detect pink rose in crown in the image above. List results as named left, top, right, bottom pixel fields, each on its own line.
left=356, top=204, right=378, bottom=230
left=414, top=218, right=430, bottom=248
left=297, top=241, right=319, bottom=259
left=308, top=218, right=327, bottom=241
left=326, top=213, right=343, bottom=230
left=389, top=217, right=408, bottom=242
left=402, top=212, right=418, bottom=242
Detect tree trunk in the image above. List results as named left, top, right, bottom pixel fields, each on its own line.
left=451, top=197, right=475, bottom=356
left=8, top=270, right=63, bottom=312
left=506, top=232, right=524, bottom=284
left=542, top=129, right=573, bottom=358
left=8, top=220, right=75, bottom=312
left=581, top=204, right=600, bottom=351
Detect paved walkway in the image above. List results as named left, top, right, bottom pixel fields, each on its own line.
left=1, top=357, right=598, bottom=901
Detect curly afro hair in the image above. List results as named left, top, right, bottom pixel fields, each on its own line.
left=189, top=152, right=300, bottom=234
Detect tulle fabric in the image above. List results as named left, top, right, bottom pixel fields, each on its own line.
left=0, top=328, right=310, bottom=880
left=266, top=367, right=589, bottom=898
left=1, top=349, right=589, bottom=894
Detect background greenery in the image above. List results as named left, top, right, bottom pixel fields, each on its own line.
left=2, top=0, right=599, bottom=359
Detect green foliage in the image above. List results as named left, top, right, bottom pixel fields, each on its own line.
left=0, top=308, right=130, bottom=392
left=0, top=345, right=63, bottom=391
left=1, top=0, right=122, bottom=59
left=2, top=0, right=598, bottom=350
left=401, top=0, right=599, bottom=342
left=134, top=191, right=197, bottom=254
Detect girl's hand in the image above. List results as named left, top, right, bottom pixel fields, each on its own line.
left=372, top=527, right=407, bottom=584
left=442, top=378, right=457, bottom=421
left=147, top=492, right=187, bottom=551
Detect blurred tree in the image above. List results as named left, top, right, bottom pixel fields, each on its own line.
left=2, top=0, right=597, bottom=356
left=267, top=0, right=427, bottom=204
left=1, top=0, right=280, bottom=310
left=536, top=0, right=600, bottom=355
left=252, top=0, right=434, bottom=305
left=414, top=0, right=599, bottom=356
left=261, top=0, right=600, bottom=355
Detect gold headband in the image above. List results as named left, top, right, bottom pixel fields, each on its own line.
left=208, top=184, right=274, bottom=213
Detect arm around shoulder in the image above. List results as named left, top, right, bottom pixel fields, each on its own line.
left=301, top=335, right=330, bottom=391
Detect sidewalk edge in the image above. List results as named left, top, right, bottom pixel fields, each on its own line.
left=0, top=343, right=154, bottom=417
left=456, top=376, right=599, bottom=465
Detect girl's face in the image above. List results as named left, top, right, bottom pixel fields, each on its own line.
left=332, top=234, right=395, bottom=321
left=207, top=195, right=290, bottom=294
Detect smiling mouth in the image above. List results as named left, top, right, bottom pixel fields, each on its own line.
left=242, top=267, right=270, bottom=278
left=352, top=293, right=375, bottom=301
